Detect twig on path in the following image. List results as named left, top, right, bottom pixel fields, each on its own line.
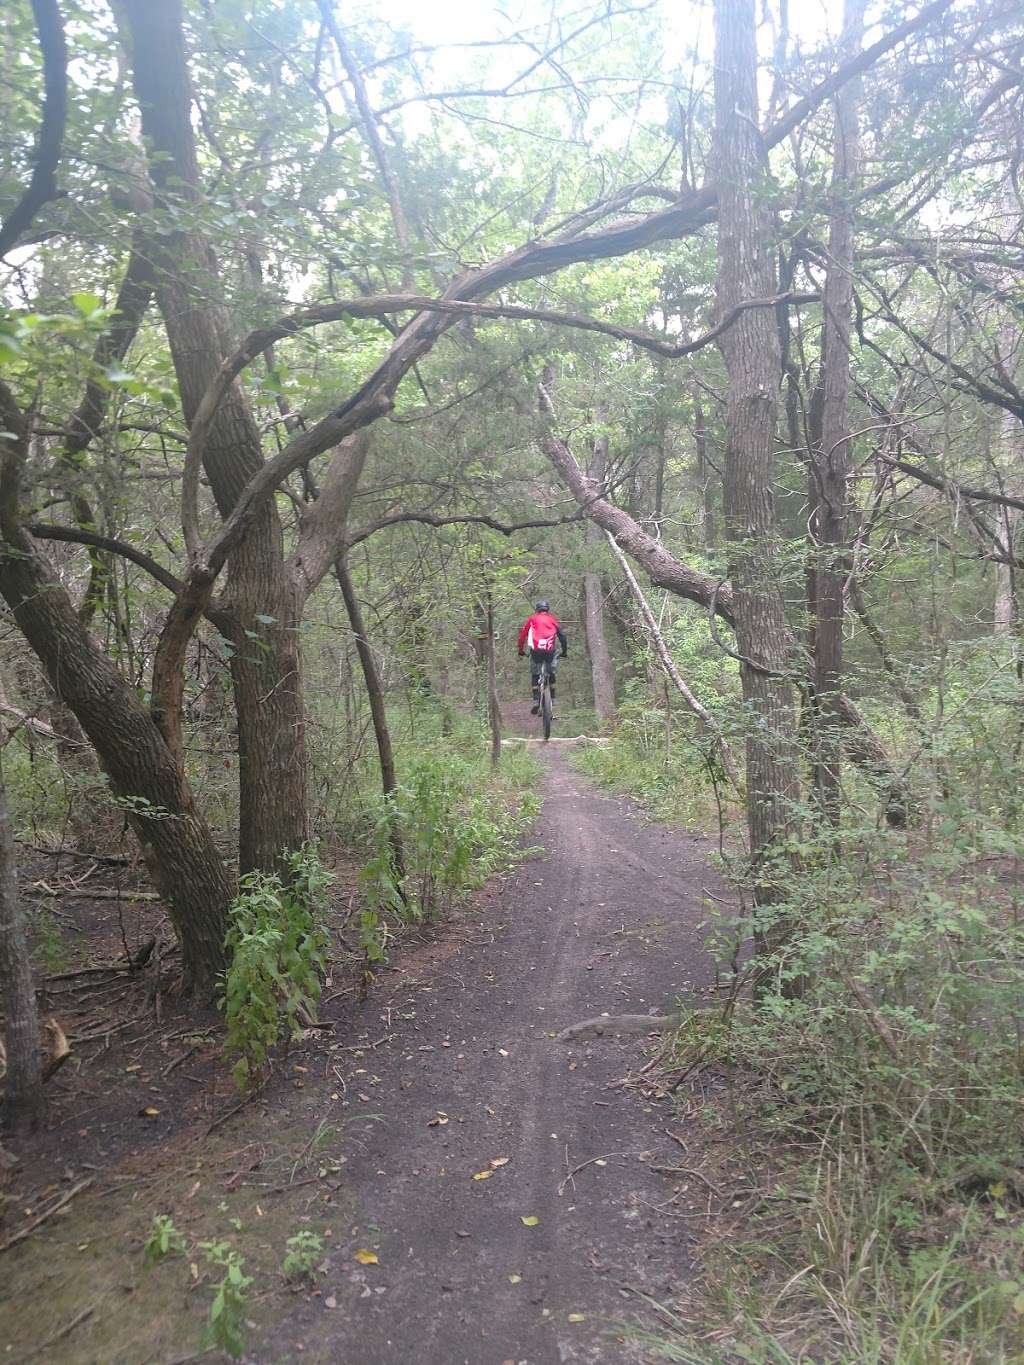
left=0, top=1177, right=95, bottom=1254
left=31, top=881, right=159, bottom=901
left=205, top=1097, right=250, bottom=1135
left=17, top=839, right=130, bottom=865
left=649, top=1164, right=724, bottom=1198
left=23, top=1305, right=95, bottom=1359
left=161, top=1044, right=199, bottom=1077
left=558, top=1150, right=639, bottom=1196
left=333, top=1032, right=394, bottom=1051
left=259, top=1174, right=324, bottom=1195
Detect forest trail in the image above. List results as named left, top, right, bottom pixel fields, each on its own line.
left=266, top=743, right=722, bottom=1364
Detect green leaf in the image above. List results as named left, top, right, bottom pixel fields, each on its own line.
left=72, top=292, right=103, bottom=317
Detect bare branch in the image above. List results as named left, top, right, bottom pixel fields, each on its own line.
left=345, top=507, right=586, bottom=550
left=0, top=0, right=67, bottom=258
left=879, top=457, right=1024, bottom=515
left=765, top=0, right=955, bottom=150
left=320, top=4, right=414, bottom=288
left=26, top=523, right=184, bottom=596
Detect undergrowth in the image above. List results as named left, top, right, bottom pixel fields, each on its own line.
left=355, top=738, right=541, bottom=970
left=572, top=689, right=737, bottom=830
left=635, top=808, right=1024, bottom=1361
left=221, top=845, right=332, bottom=1090
left=311, top=698, right=541, bottom=974
left=600, top=641, right=1024, bottom=1362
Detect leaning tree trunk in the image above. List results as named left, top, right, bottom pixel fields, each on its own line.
left=122, top=0, right=308, bottom=873
left=714, top=0, right=802, bottom=921
left=583, top=433, right=617, bottom=726
left=606, top=531, right=742, bottom=791
left=0, top=541, right=233, bottom=995
left=0, top=748, right=42, bottom=1133
left=1, top=388, right=232, bottom=997
left=335, top=558, right=399, bottom=800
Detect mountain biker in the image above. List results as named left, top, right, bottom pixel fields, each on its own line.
left=517, top=600, right=568, bottom=716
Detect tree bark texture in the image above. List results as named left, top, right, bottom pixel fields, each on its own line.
left=714, top=0, right=801, bottom=899
left=334, top=556, right=399, bottom=801
left=583, top=435, right=616, bottom=725
left=0, top=748, right=42, bottom=1133
left=809, top=0, right=865, bottom=823
left=123, top=0, right=308, bottom=873
left=0, top=388, right=231, bottom=996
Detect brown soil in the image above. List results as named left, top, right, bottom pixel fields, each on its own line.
left=1, top=740, right=728, bottom=1364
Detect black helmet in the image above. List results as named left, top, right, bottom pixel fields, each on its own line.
left=535, top=599, right=550, bottom=613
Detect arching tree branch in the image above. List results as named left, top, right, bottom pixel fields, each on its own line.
left=27, top=523, right=184, bottom=596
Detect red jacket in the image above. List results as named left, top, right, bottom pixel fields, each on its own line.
left=518, top=611, right=567, bottom=655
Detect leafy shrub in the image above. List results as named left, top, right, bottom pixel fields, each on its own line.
left=281, top=1230, right=324, bottom=1281
left=357, top=750, right=539, bottom=969
left=199, top=1239, right=253, bottom=1359
left=221, top=846, right=332, bottom=1090
left=143, top=1213, right=185, bottom=1266
left=659, top=802, right=1024, bottom=1361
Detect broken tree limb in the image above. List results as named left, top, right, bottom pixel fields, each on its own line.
left=556, top=1013, right=681, bottom=1042
left=604, top=531, right=743, bottom=794
left=0, top=1177, right=94, bottom=1254
left=41, top=1015, right=70, bottom=1082
left=536, top=410, right=913, bottom=825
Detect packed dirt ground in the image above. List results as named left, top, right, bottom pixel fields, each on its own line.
left=0, top=739, right=731, bottom=1364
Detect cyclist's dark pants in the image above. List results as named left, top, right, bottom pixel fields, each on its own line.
left=530, top=647, right=558, bottom=703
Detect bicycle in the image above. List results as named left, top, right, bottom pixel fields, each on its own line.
left=535, top=652, right=555, bottom=742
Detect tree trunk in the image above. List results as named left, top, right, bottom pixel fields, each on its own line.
left=1, top=389, right=231, bottom=996
left=583, top=435, right=616, bottom=725
left=994, top=508, right=1019, bottom=634
left=122, top=0, right=308, bottom=873
left=809, top=0, right=865, bottom=823
left=0, top=545, right=232, bottom=994
left=714, top=0, right=801, bottom=918
left=335, top=557, right=399, bottom=800
left=0, top=748, right=42, bottom=1133
left=334, top=556, right=406, bottom=878
left=485, top=593, right=503, bottom=766
left=694, top=395, right=716, bottom=549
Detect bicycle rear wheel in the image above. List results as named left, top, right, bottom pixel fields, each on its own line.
left=541, top=680, right=552, bottom=741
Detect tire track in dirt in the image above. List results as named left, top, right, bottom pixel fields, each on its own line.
left=264, top=746, right=724, bottom=1365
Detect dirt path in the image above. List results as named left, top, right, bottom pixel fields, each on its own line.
left=267, top=745, right=722, bottom=1364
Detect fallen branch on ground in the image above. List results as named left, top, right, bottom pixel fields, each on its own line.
left=556, top=1012, right=680, bottom=1042
left=0, top=1177, right=95, bottom=1254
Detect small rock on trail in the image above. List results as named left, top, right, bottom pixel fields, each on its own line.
left=264, top=747, right=724, bottom=1364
